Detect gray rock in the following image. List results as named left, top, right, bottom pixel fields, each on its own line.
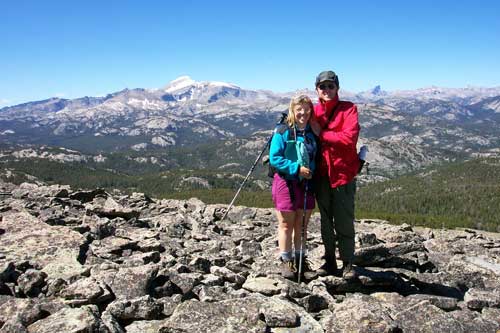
left=200, top=273, right=224, bottom=286
left=86, top=196, right=140, bottom=220
left=60, top=277, right=113, bottom=306
left=108, top=264, right=159, bottom=299
left=209, top=266, right=246, bottom=285
left=3, top=181, right=500, bottom=332
left=17, top=269, right=47, bottom=297
left=196, top=285, right=228, bottom=302
left=448, top=309, right=500, bottom=333
left=259, top=299, right=299, bottom=327
left=0, top=317, right=29, bottom=333
left=189, top=257, right=211, bottom=273
left=297, top=294, right=330, bottom=313
left=242, top=277, right=286, bottom=296
left=100, top=311, right=125, bottom=333
left=158, top=295, right=182, bottom=317
left=125, top=319, right=168, bottom=333
left=0, top=298, right=47, bottom=327
left=394, top=300, right=466, bottom=333
left=161, top=295, right=322, bottom=332
left=0, top=211, right=86, bottom=282
left=321, top=294, right=399, bottom=332
left=69, top=188, right=107, bottom=203
left=26, top=305, right=101, bottom=333
left=406, top=294, right=459, bottom=311
left=107, top=295, right=163, bottom=321
left=464, top=288, right=500, bottom=310
left=167, top=272, right=202, bottom=295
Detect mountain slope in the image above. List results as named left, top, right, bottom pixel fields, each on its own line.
left=1, top=77, right=500, bottom=178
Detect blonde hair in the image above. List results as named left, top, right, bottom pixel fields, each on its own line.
left=287, top=95, right=314, bottom=127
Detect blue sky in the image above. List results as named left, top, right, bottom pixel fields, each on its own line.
left=1, top=0, right=499, bottom=107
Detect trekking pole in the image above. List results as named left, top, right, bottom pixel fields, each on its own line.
left=220, top=112, right=287, bottom=221
left=298, top=181, right=308, bottom=283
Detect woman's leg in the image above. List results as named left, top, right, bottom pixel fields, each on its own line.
left=276, top=210, right=296, bottom=258
left=293, top=209, right=313, bottom=255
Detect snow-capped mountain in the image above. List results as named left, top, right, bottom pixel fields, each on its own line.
left=1, top=77, right=500, bottom=177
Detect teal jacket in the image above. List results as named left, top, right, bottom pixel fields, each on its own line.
left=269, top=124, right=317, bottom=180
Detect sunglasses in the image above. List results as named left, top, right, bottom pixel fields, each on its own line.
left=318, top=83, right=336, bottom=90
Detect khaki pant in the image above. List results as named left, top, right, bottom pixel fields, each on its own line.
left=315, top=177, right=356, bottom=262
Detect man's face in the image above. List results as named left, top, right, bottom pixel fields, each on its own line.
left=316, top=81, right=338, bottom=101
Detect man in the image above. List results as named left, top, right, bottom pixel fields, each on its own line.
left=310, top=70, right=360, bottom=280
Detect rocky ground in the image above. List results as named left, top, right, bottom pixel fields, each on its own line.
left=1, top=181, right=500, bottom=332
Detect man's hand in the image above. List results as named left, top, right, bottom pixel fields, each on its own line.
left=299, top=166, right=312, bottom=179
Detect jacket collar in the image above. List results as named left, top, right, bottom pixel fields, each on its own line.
left=318, top=94, right=339, bottom=113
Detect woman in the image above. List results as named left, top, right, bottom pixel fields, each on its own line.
left=269, top=95, right=317, bottom=279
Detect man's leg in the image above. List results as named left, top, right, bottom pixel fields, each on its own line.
left=315, top=177, right=337, bottom=275
left=332, top=180, right=356, bottom=278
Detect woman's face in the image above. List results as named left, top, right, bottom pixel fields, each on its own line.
left=294, top=102, right=311, bottom=128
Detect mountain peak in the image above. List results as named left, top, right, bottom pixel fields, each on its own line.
left=371, top=85, right=383, bottom=95
left=164, top=76, right=196, bottom=93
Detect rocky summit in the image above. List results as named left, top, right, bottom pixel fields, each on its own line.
left=1, top=180, right=500, bottom=332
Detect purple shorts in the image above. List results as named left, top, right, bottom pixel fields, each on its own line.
left=271, top=173, right=315, bottom=212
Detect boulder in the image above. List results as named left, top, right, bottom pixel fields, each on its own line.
left=0, top=211, right=86, bottom=281
left=26, top=305, right=101, bottom=333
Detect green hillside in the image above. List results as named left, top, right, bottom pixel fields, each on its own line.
left=356, top=157, right=500, bottom=232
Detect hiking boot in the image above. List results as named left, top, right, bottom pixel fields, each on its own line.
left=295, top=255, right=317, bottom=280
left=342, top=261, right=357, bottom=280
left=316, top=257, right=338, bottom=277
left=295, top=255, right=311, bottom=274
left=279, top=258, right=296, bottom=279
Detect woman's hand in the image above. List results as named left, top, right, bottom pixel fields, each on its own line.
left=299, top=166, right=312, bottom=179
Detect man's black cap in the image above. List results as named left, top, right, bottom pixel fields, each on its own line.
left=315, top=70, right=339, bottom=88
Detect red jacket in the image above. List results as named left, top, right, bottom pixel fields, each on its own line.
left=314, top=95, right=360, bottom=188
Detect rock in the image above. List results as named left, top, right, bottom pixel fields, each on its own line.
left=321, top=294, right=399, bottom=332
left=17, top=269, right=47, bottom=297
left=100, top=311, right=125, bottom=333
left=209, top=266, right=245, bottom=285
left=242, top=277, right=285, bottom=296
left=448, top=309, right=500, bottom=333
left=26, top=305, right=101, bottom=333
left=259, top=299, right=299, bottom=327
left=406, top=294, right=459, bottom=311
left=394, top=300, right=466, bottom=333
left=196, top=285, right=228, bottom=302
left=1, top=317, right=29, bottom=333
left=86, top=196, right=140, bottom=220
left=161, top=295, right=322, bottom=332
left=167, top=272, right=202, bottom=295
left=0, top=297, right=48, bottom=327
left=2, top=180, right=500, bottom=332
left=60, top=277, right=113, bottom=306
left=200, top=274, right=224, bottom=286
left=158, top=295, right=182, bottom=317
left=189, top=257, right=211, bottom=273
left=0, top=211, right=86, bottom=281
left=125, top=319, right=167, bottom=333
left=464, top=288, right=500, bottom=310
left=107, top=295, right=163, bottom=321
left=297, top=294, right=330, bottom=313
left=108, top=264, right=159, bottom=299
left=69, top=188, right=107, bottom=203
